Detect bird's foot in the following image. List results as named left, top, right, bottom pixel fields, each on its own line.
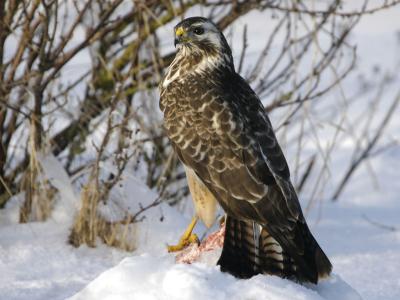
left=167, top=216, right=199, bottom=252
left=167, top=233, right=200, bottom=252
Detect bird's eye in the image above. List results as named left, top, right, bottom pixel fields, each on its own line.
left=193, top=27, right=204, bottom=35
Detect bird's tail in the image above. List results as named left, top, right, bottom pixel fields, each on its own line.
left=217, top=215, right=332, bottom=283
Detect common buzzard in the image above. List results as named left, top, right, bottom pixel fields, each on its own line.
left=159, top=17, right=332, bottom=284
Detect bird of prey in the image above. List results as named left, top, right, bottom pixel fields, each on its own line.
left=159, top=17, right=332, bottom=283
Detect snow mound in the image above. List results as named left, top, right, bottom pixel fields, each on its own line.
left=68, top=254, right=362, bottom=300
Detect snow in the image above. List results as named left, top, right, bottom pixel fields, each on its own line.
left=67, top=255, right=361, bottom=300
left=2, top=3, right=400, bottom=300
left=0, top=219, right=126, bottom=300
left=2, top=193, right=397, bottom=300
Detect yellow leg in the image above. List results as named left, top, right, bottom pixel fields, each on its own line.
left=167, top=216, right=200, bottom=252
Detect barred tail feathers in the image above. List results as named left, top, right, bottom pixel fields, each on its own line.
left=217, top=215, right=259, bottom=278
left=217, top=215, right=332, bottom=283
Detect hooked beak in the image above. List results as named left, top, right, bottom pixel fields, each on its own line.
left=174, top=26, right=186, bottom=47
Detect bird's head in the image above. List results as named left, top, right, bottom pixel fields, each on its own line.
left=173, top=17, right=233, bottom=67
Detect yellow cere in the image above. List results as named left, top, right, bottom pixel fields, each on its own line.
left=175, top=27, right=185, bottom=37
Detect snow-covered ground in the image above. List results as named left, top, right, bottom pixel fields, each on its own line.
left=1, top=3, right=400, bottom=300
left=1, top=161, right=399, bottom=300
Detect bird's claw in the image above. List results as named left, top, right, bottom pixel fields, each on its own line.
left=167, top=233, right=200, bottom=252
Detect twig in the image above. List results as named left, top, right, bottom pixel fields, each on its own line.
left=331, top=90, right=400, bottom=201
left=237, top=24, right=248, bottom=74
left=362, top=214, right=398, bottom=232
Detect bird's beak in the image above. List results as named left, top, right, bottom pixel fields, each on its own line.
left=174, top=26, right=187, bottom=47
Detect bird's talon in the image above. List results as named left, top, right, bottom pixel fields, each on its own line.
left=167, top=233, right=199, bottom=252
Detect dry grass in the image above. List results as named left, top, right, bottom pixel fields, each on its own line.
left=19, top=121, right=55, bottom=223
left=69, top=178, right=136, bottom=251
